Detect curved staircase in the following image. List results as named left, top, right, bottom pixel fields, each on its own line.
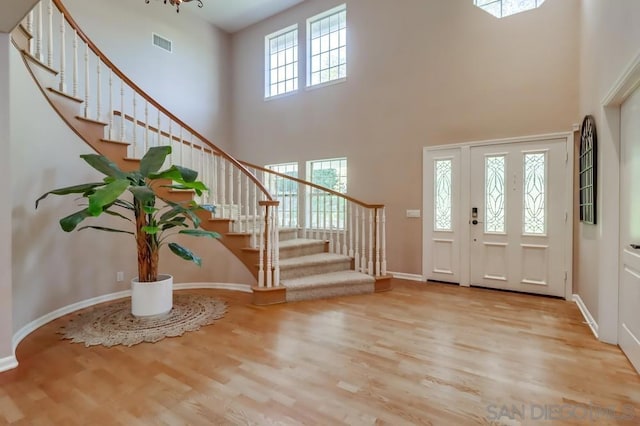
left=11, top=0, right=392, bottom=304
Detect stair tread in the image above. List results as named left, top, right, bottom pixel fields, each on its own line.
left=282, top=270, right=374, bottom=289
left=279, top=238, right=326, bottom=249
left=279, top=252, right=350, bottom=269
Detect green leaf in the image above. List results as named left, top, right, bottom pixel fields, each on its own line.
left=77, top=226, right=134, bottom=235
left=149, top=165, right=198, bottom=183
left=140, top=146, right=171, bottom=177
left=35, top=182, right=105, bottom=208
left=87, top=179, right=130, bottom=216
left=80, top=154, right=126, bottom=178
left=179, top=229, right=221, bottom=239
left=60, top=208, right=92, bottom=232
left=168, top=242, right=201, bottom=266
left=103, top=209, right=132, bottom=222
left=142, top=226, right=160, bottom=235
left=111, top=199, right=135, bottom=210
left=161, top=218, right=188, bottom=231
left=143, top=205, right=159, bottom=214
left=158, top=201, right=201, bottom=228
left=129, top=186, right=156, bottom=204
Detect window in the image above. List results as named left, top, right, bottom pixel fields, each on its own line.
left=474, top=0, right=546, bottom=19
left=308, top=158, right=347, bottom=229
left=485, top=155, right=506, bottom=233
left=523, top=152, right=546, bottom=234
left=434, top=159, right=453, bottom=232
left=265, top=25, right=298, bottom=98
left=307, top=5, right=347, bottom=87
left=266, top=162, right=299, bottom=228
left=579, top=115, right=597, bottom=224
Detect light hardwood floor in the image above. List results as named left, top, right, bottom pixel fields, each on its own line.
left=1, top=280, right=638, bottom=425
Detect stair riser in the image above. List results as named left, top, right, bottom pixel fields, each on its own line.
left=280, top=259, right=352, bottom=280
left=286, top=283, right=374, bottom=302
left=279, top=243, right=327, bottom=260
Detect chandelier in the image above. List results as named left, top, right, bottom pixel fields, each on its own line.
left=145, top=0, right=203, bottom=13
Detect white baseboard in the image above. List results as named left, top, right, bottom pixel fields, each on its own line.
left=174, top=282, right=253, bottom=293
left=388, top=271, right=426, bottom=282
left=573, top=294, right=599, bottom=339
left=5, top=282, right=252, bottom=373
left=0, top=355, right=18, bottom=373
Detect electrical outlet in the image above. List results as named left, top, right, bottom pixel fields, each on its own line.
left=116, top=271, right=124, bottom=282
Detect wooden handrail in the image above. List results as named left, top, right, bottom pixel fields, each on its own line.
left=240, top=160, right=384, bottom=210
left=51, top=0, right=272, bottom=201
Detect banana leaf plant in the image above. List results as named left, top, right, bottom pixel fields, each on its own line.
left=35, top=145, right=220, bottom=282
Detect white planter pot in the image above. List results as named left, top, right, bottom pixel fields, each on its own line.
left=131, top=274, right=173, bottom=317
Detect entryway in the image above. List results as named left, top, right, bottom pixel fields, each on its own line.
left=423, top=134, right=573, bottom=299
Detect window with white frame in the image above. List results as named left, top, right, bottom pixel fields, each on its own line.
left=308, top=158, right=347, bottom=229
left=266, top=162, right=299, bottom=228
left=307, top=4, right=347, bottom=87
left=265, top=25, right=298, bottom=98
left=474, top=0, right=546, bottom=19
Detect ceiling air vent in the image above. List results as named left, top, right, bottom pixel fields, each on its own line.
left=152, top=33, right=172, bottom=53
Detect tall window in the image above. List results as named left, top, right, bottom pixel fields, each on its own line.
left=307, top=5, right=347, bottom=87
left=266, top=162, right=299, bottom=228
left=308, top=158, right=347, bottom=229
left=265, top=25, right=298, bottom=98
left=474, top=0, right=546, bottom=18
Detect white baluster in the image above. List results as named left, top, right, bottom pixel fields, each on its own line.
left=157, top=110, right=161, bottom=148
left=144, top=100, right=149, bottom=153
left=252, top=179, right=258, bottom=247
left=179, top=128, right=184, bottom=165
left=220, top=159, right=226, bottom=217
left=132, top=92, right=137, bottom=156
left=328, top=194, right=334, bottom=253
left=236, top=165, right=241, bottom=229
left=96, top=59, right=102, bottom=120
left=381, top=207, right=387, bottom=276
left=266, top=207, right=273, bottom=288
left=228, top=165, right=234, bottom=219
left=72, top=30, right=78, bottom=97
left=348, top=203, right=354, bottom=257
left=84, top=44, right=89, bottom=117
left=108, top=70, right=113, bottom=140
left=341, top=199, right=347, bottom=256
left=190, top=135, right=194, bottom=168
left=315, top=192, right=320, bottom=240
left=258, top=210, right=265, bottom=288
left=168, top=121, right=174, bottom=164
left=47, top=0, right=52, bottom=68
left=360, top=207, right=366, bottom=273
left=375, top=208, right=380, bottom=276
left=36, top=3, right=43, bottom=61
left=58, top=13, right=65, bottom=92
left=322, top=193, right=328, bottom=242
left=273, top=205, right=280, bottom=287
left=354, top=207, right=360, bottom=271
left=299, top=182, right=306, bottom=238
left=26, top=11, right=33, bottom=51
left=244, top=173, right=250, bottom=233
left=119, top=80, right=125, bottom=142
left=211, top=154, right=217, bottom=205
left=368, top=209, right=374, bottom=276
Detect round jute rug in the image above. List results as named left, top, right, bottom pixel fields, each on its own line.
left=60, top=293, right=227, bottom=347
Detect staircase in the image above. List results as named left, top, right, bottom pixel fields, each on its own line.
left=11, top=0, right=392, bottom=305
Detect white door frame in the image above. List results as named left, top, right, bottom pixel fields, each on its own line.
left=600, top=50, right=640, bottom=345
left=423, top=132, right=574, bottom=300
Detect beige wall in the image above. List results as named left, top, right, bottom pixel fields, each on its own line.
left=64, top=0, right=233, bottom=149
left=0, top=0, right=38, bottom=32
left=9, top=42, right=254, bottom=339
left=230, top=0, right=580, bottom=275
left=0, top=33, right=13, bottom=360
left=577, top=0, right=640, bottom=343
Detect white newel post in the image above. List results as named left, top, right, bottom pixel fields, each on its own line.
left=381, top=208, right=387, bottom=275
left=368, top=209, right=374, bottom=276
left=360, top=207, right=366, bottom=273
left=258, top=204, right=265, bottom=287
left=375, top=208, right=381, bottom=276
left=266, top=204, right=273, bottom=288
left=273, top=203, right=280, bottom=287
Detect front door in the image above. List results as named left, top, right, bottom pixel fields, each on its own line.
left=619, top=86, right=640, bottom=372
left=469, top=139, right=567, bottom=297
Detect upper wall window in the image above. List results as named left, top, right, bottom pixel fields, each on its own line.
left=265, top=25, right=298, bottom=98
left=474, top=0, right=546, bottom=18
left=307, top=4, right=347, bottom=87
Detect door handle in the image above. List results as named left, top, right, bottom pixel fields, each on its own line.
left=471, top=220, right=483, bottom=225
left=631, top=244, right=640, bottom=250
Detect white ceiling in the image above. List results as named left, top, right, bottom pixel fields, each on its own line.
left=187, top=0, right=305, bottom=33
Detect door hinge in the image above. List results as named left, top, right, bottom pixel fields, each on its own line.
left=565, top=211, right=568, bottom=222
left=564, top=271, right=568, bottom=282
left=566, top=151, right=569, bottom=163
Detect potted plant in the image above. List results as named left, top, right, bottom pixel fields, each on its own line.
left=35, top=146, right=220, bottom=317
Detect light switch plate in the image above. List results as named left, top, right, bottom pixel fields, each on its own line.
left=406, top=209, right=421, bottom=218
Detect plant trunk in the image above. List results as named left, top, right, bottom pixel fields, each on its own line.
left=135, top=200, right=158, bottom=282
